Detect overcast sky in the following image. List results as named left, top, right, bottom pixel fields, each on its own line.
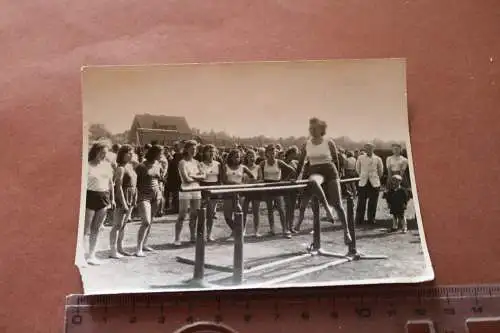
left=83, top=59, right=409, bottom=141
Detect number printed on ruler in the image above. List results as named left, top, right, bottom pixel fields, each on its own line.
left=65, top=285, right=500, bottom=333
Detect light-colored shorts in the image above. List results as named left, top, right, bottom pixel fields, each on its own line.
left=179, top=182, right=202, bottom=200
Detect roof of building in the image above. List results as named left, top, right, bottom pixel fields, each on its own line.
left=132, top=114, right=191, bottom=134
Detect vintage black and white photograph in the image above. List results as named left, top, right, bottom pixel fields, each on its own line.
left=77, top=59, right=433, bottom=294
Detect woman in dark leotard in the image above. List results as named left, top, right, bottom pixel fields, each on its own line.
left=135, top=145, right=163, bottom=257
left=109, top=144, right=137, bottom=258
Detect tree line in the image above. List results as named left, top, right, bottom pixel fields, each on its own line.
left=88, top=123, right=406, bottom=151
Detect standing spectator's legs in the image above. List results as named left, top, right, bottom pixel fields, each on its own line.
left=274, top=196, right=289, bottom=237
left=223, top=197, right=235, bottom=233
left=206, top=199, right=215, bottom=242
left=294, top=191, right=312, bottom=231
left=265, top=198, right=276, bottom=235
left=188, top=198, right=201, bottom=243
left=366, top=182, right=380, bottom=224
left=171, top=191, right=179, bottom=214
left=355, top=185, right=369, bottom=225
left=87, top=207, right=108, bottom=265
left=163, top=187, right=170, bottom=214
left=136, top=200, right=155, bottom=256
left=346, top=170, right=357, bottom=196
left=251, top=200, right=260, bottom=236
left=174, top=198, right=189, bottom=245
left=286, top=192, right=297, bottom=233
left=391, top=214, right=398, bottom=230
left=242, top=198, right=251, bottom=232
left=399, top=215, right=407, bottom=233
left=157, top=188, right=165, bottom=217
left=104, top=208, right=114, bottom=226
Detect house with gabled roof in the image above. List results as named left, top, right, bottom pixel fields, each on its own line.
left=129, top=114, right=192, bottom=146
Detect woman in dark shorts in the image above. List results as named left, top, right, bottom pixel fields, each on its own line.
left=109, top=144, right=137, bottom=258
left=85, top=141, right=115, bottom=265
left=222, top=149, right=255, bottom=239
left=135, top=145, right=163, bottom=257
left=165, top=144, right=182, bottom=214
left=294, top=118, right=352, bottom=245
left=241, top=149, right=262, bottom=237
left=199, top=144, right=223, bottom=242
left=259, top=144, right=296, bottom=238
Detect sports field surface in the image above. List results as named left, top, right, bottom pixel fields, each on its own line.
left=79, top=193, right=429, bottom=294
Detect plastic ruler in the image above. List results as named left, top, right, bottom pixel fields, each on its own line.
left=65, top=284, right=500, bottom=333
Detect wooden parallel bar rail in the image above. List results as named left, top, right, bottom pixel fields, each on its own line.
left=180, top=177, right=361, bottom=193
left=181, top=180, right=310, bottom=192
left=207, top=184, right=307, bottom=195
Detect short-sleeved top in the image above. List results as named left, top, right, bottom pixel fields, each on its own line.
left=201, top=160, right=220, bottom=183
left=181, top=159, right=203, bottom=183
left=136, top=161, right=162, bottom=194
left=386, top=155, right=409, bottom=173
left=87, top=161, right=113, bottom=192
left=225, top=165, right=244, bottom=184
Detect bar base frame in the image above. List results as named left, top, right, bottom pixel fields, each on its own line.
left=347, top=250, right=389, bottom=261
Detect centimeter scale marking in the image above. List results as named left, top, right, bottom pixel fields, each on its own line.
left=65, top=285, right=500, bottom=333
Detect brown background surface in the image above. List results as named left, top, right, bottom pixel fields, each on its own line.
left=1, top=1, right=499, bottom=332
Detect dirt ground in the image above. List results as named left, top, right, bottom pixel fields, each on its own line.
left=79, top=193, right=431, bottom=294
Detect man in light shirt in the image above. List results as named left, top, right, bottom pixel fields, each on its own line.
left=355, top=143, right=384, bottom=225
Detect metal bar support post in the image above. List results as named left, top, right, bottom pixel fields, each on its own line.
left=193, top=208, right=207, bottom=281
left=346, top=191, right=357, bottom=255
left=232, top=195, right=244, bottom=284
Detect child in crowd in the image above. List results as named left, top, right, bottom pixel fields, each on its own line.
left=383, top=174, right=410, bottom=233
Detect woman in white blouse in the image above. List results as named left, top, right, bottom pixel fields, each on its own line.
left=386, top=143, right=409, bottom=187
left=175, top=141, right=206, bottom=246
left=84, top=141, right=115, bottom=265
